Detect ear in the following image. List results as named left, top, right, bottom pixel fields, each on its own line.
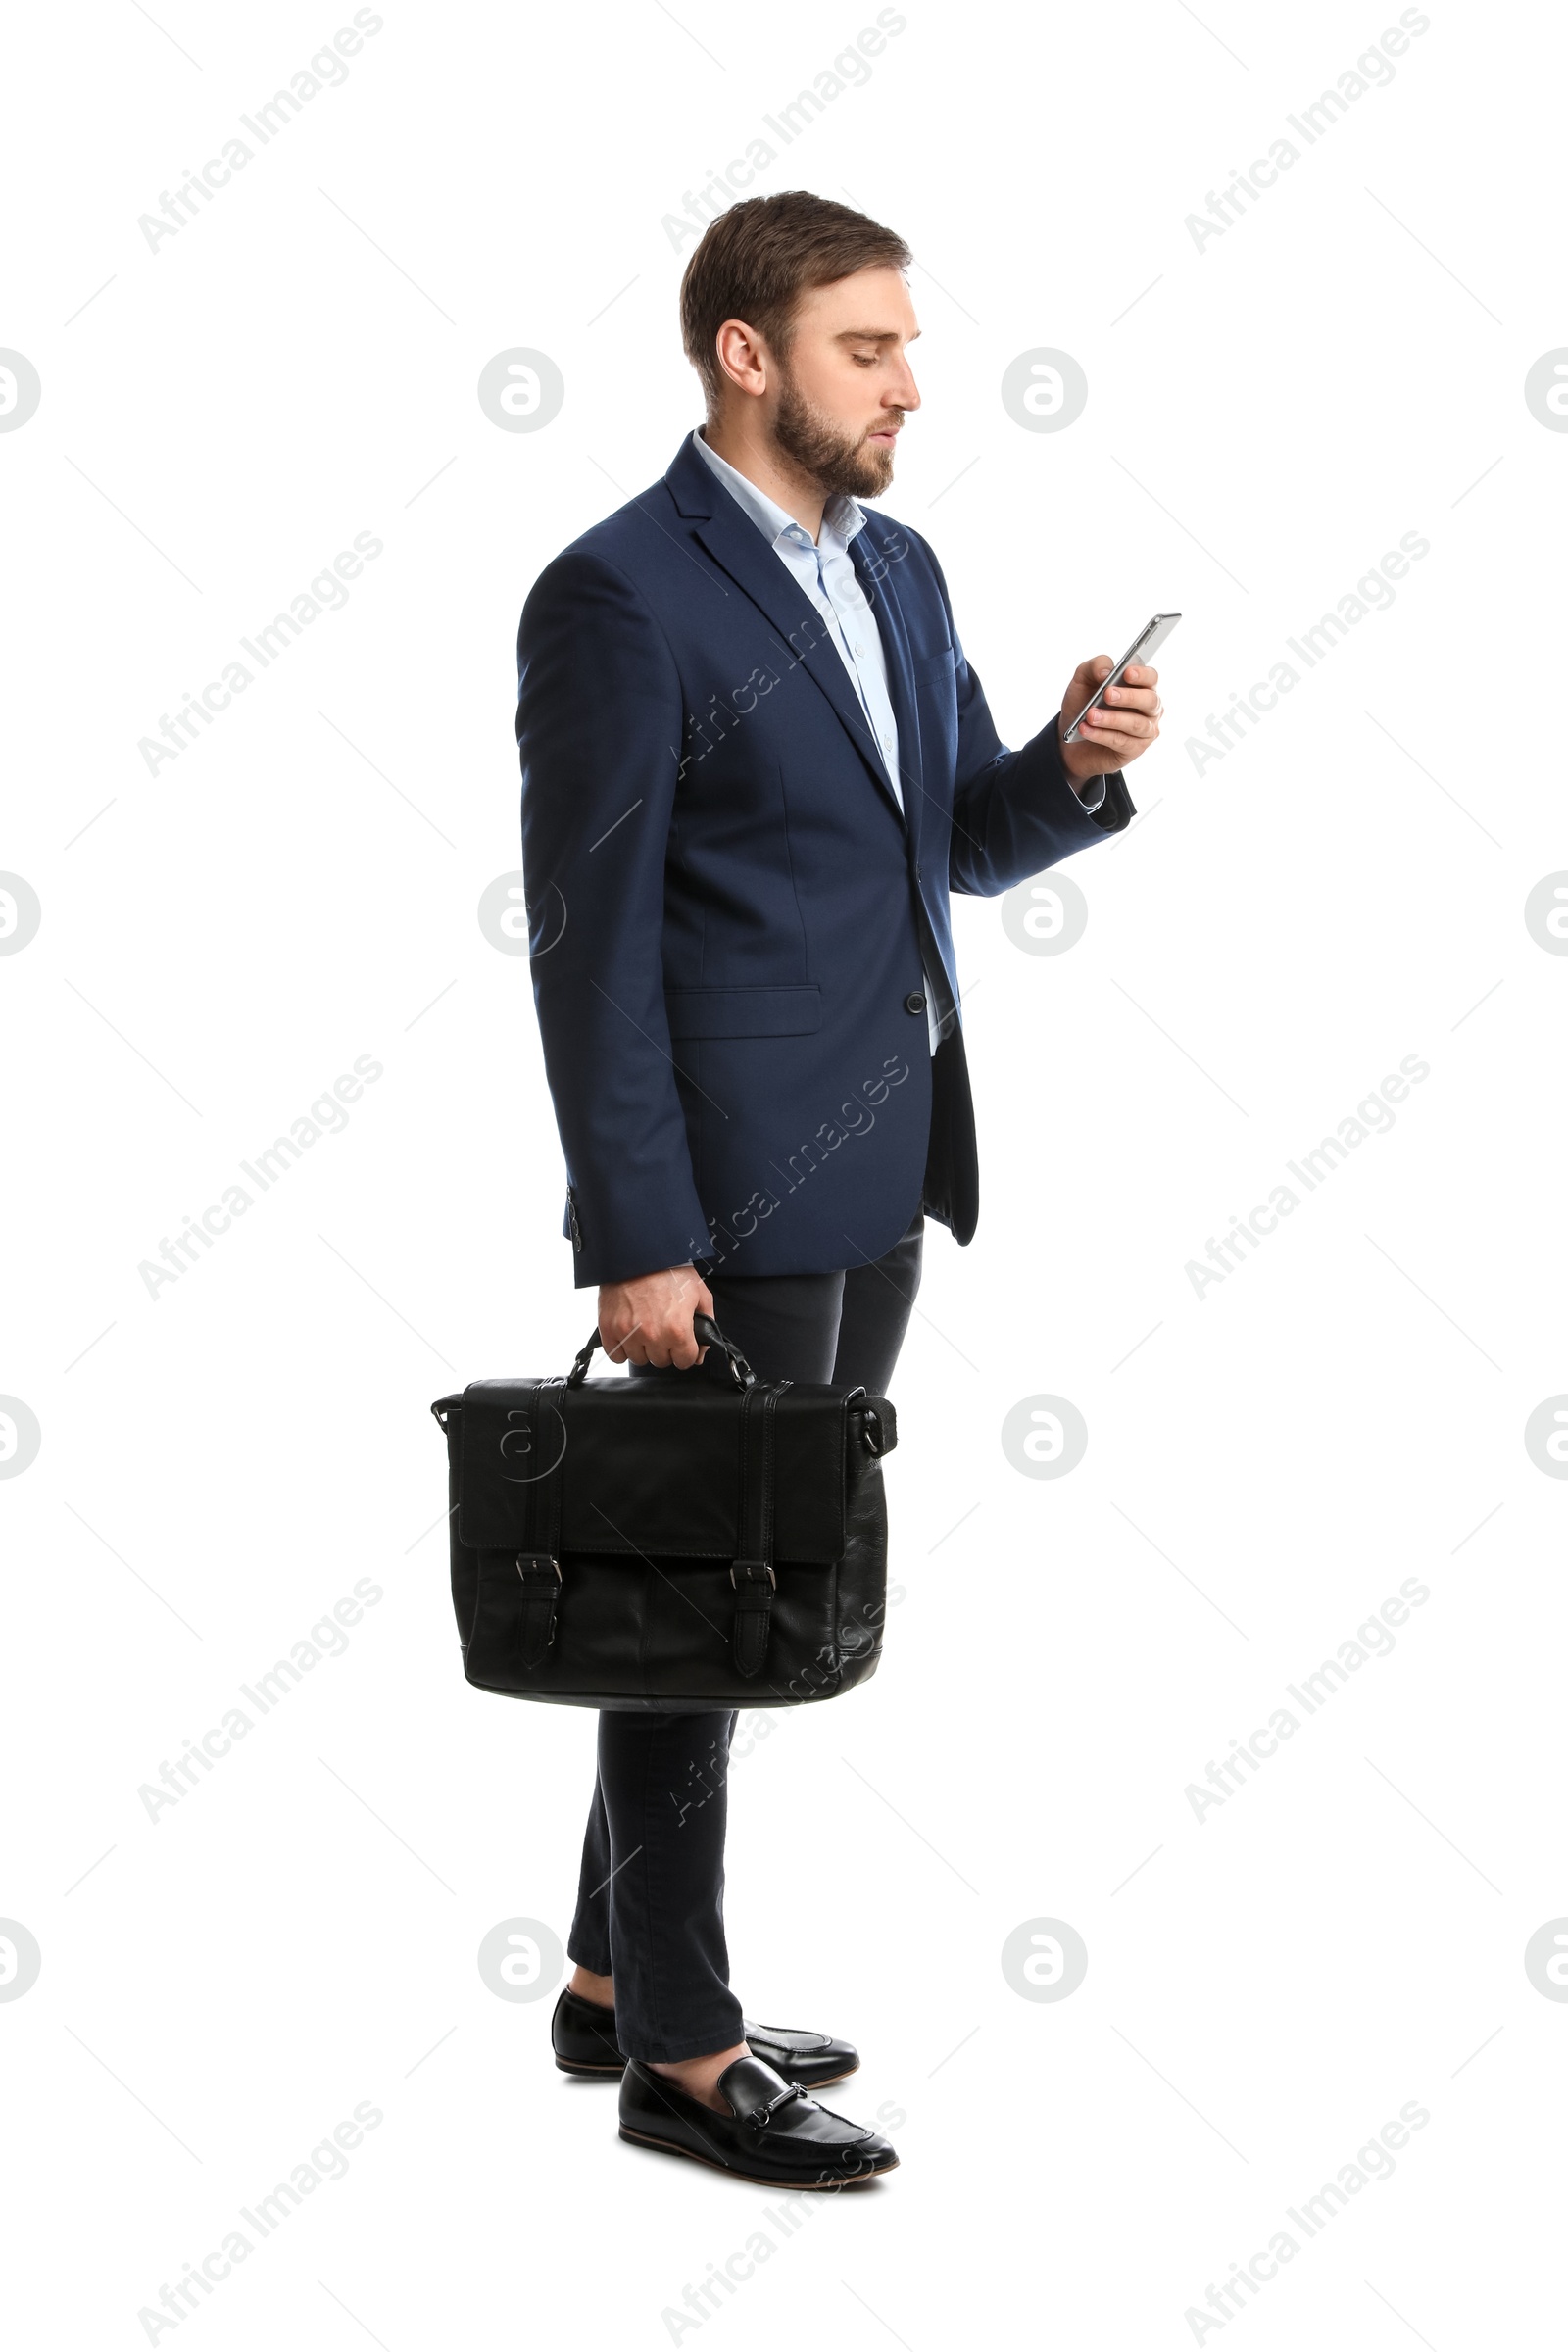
left=713, top=317, right=770, bottom=400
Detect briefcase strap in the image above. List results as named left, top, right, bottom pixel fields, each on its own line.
left=566, top=1314, right=755, bottom=1391
left=513, top=1378, right=565, bottom=1669
left=731, top=1380, right=789, bottom=1677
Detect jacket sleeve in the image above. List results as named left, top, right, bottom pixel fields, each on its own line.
left=516, top=548, right=710, bottom=1289
left=908, top=533, right=1136, bottom=900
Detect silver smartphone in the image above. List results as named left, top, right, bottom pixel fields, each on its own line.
left=1062, top=612, right=1181, bottom=742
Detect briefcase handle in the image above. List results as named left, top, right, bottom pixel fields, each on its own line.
left=566, top=1310, right=756, bottom=1391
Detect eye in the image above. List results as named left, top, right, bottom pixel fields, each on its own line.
left=852, top=352, right=877, bottom=366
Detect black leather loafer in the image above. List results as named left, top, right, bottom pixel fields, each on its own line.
left=551, top=1987, right=625, bottom=2076
left=740, top=2020, right=858, bottom=2088
left=552, top=1987, right=858, bottom=2088
left=619, top=2054, right=898, bottom=2187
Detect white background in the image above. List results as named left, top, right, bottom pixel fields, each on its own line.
left=4, top=1, right=1566, bottom=2344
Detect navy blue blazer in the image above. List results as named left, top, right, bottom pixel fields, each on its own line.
left=515, top=433, right=1133, bottom=1290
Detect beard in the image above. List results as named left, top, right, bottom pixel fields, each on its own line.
left=772, top=369, right=901, bottom=501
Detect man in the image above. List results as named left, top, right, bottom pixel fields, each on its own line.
left=515, top=191, right=1163, bottom=2186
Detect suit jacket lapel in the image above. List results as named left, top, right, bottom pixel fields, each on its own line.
left=665, top=437, right=907, bottom=828
left=851, top=522, right=923, bottom=862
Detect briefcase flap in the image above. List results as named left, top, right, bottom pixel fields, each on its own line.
left=452, top=1378, right=865, bottom=1561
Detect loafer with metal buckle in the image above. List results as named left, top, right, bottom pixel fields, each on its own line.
left=618, top=2054, right=898, bottom=2187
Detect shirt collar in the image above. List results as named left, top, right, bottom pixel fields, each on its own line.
left=691, top=426, right=866, bottom=553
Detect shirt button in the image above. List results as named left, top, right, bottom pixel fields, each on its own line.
left=904, top=991, right=926, bottom=1015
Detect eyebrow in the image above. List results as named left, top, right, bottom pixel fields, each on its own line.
left=833, top=326, right=921, bottom=345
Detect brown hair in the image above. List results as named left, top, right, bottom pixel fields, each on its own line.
left=679, top=191, right=911, bottom=413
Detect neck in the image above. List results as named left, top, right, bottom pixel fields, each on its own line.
left=700, top=416, right=826, bottom=541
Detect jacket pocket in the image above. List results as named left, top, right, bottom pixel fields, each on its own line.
left=664, top=983, right=822, bottom=1041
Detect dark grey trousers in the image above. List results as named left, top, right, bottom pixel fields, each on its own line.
left=566, top=1213, right=924, bottom=2061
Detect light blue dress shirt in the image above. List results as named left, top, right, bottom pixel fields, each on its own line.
left=691, top=425, right=1105, bottom=1056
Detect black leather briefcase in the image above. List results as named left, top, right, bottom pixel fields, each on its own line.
left=430, top=1315, right=898, bottom=1712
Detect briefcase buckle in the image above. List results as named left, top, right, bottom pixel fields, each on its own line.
left=729, top=1559, right=775, bottom=1591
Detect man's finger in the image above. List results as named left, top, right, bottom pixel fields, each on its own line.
left=1079, top=709, right=1154, bottom=742
left=1082, top=708, right=1156, bottom=739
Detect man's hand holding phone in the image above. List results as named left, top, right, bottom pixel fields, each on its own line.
left=1057, top=653, right=1164, bottom=790
left=1056, top=613, right=1178, bottom=792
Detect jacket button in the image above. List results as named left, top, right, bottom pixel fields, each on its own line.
left=904, top=991, right=926, bottom=1015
